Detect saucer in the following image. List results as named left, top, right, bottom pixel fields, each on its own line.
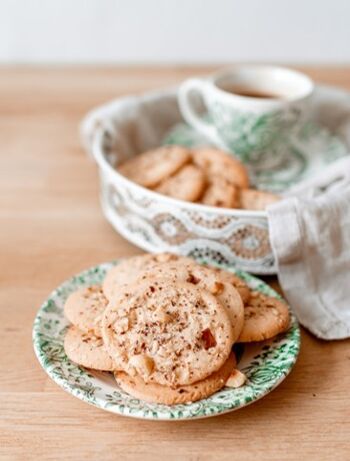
left=164, top=85, right=350, bottom=193
left=33, top=260, right=300, bottom=421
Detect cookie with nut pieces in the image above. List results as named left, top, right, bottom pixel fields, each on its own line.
left=240, top=188, right=280, bottom=210
left=210, top=266, right=251, bottom=305
left=138, top=258, right=245, bottom=340
left=102, top=253, right=193, bottom=301
left=64, top=326, right=116, bottom=371
left=238, top=291, right=290, bottom=342
left=114, top=352, right=237, bottom=405
left=102, top=278, right=234, bottom=387
left=118, top=145, right=191, bottom=188
left=192, top=147, right=250, bottom=189
left=64, top=285, right=108, bottom=337
left=155, top=164, right=206, bottom=202
left=201, top=176, right=241, bottom=208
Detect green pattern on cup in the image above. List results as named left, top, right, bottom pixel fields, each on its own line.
left=211, top=102, right=289, bottom=162
left=163, top=120, right=348, bottom=193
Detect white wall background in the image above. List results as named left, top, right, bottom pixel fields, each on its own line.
left=1, top=0, right=349, bottom=64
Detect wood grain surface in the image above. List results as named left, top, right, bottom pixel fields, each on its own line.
left=0, top=66, right=349, bottom=461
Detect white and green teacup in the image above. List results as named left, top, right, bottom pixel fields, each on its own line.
left=178, top=65, right=314, bottom=162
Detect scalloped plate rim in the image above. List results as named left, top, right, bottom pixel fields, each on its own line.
left=33, top=259, right=300, bottom=421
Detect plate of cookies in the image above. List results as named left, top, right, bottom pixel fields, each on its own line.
left=33, top=253, right=300, bottom=420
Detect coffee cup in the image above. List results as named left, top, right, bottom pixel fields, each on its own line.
left=178, top=65, right=314, bottom=162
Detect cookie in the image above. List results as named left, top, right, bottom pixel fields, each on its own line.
left=200, top=177, right=241, bottom=208
left=64, top=326, right=116, bottom=371
left=238, top=291, right=290, bottom=342
left=64, top=285, right=108, bottom=336
left=185, top=264, right=244, bottom=342
left=155, top=164, right=206, bottom=202
left=103, top=254, right=156, bottom=301
left=240, top=188, right=280, bottom=211
left=192, top=148, right=249, bottom=189
left=139, top=259, right=244, bottom=340
left=114, top=352, right=236, bottom=405
left=210, top=267, right=251, bottom=305
left=102, top=279, right=234, bottom=387
left=137, top=257, right=196, bottom=286
left=118, top=146, right=191, bottom=188
left=103, top=253, right=191, bottom=301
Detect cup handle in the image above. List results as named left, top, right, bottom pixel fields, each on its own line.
left=178, top=78, right=225, bottom=147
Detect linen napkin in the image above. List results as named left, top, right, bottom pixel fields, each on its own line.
left=267, top=157, right=350, bottom=340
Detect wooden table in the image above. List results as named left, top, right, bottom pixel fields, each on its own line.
left=1, top=67, right=349, bottom=461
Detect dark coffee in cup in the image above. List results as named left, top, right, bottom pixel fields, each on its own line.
left=222, top=86, right=285, bottom=100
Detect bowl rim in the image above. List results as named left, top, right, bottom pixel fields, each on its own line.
left=92, top=129, right=268, bottom=219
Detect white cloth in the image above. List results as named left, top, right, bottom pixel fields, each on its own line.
left=267, top=157, right=350, bottom=339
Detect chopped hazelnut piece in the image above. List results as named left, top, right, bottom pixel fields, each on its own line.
left=152, top=307, right=171, bottom=323
left=186, top=273, right=200, bottom=285
left=201, top=328, right=217, bottom=349
left=155, top=253, right=177, bottom=263
left=225, top=369, right=246, bottom=388
left=129, top=354, right=154, bottom=377
left=210, top=281, right=224, bottom=295
left=116, top=317, right=129, bottom=333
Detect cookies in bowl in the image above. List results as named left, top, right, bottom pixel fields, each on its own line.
left=117, top=146, right=280, bottom=211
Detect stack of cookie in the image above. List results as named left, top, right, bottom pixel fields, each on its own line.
left=118, top=146, right=279, bottom=210
left=64, top=253, right=290, bottom=405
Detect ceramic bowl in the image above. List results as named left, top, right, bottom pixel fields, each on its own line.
left=91, top=131, right=274, bottom=275
left=87, top=85, right=349, bottom=274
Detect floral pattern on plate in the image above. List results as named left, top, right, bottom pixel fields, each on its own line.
left=33, top=260, right=300, bottom=420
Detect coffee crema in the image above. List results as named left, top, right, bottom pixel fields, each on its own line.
left=222, top=86, right=285, bottom=100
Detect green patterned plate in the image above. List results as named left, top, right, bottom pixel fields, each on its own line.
left=33, top=260, right=300, bottom=420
